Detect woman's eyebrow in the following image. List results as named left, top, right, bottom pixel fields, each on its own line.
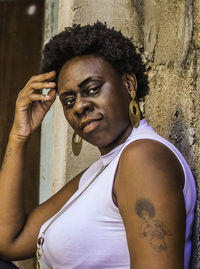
left=78, top=76, right=103, bottom=88
left=60, top=76, right=103, bottom=98
left=60, top=91, right=74, bottom=98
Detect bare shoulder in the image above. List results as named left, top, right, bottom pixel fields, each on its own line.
left=114, top=139, right=186, bottom=268
left=116, top=139, right=184, bottom=190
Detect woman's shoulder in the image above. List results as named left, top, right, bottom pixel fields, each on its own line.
left=114, top=138, right=186, bottom=268
left=115, top=138, right=185, bottom=194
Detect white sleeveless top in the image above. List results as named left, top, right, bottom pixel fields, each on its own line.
left=38, top=119, right=196, bottom=269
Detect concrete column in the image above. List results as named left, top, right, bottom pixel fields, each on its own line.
left=40, top=0, right=59, bottom=204
left=39, top=3, right=58, bottom=269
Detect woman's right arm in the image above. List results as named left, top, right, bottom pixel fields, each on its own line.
left=0, top=72, right=82, bottom=260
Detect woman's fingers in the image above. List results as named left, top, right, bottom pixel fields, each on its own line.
left=22, top=71, right=56, bottom=95
left=22, top=81, right=56, bottom=95
left=11, top=72, right=57, bottom=139
left=16, top=71, right=57, bottom=108
left=28, top=71, right=56, bottom=83
left=39, top=89, right=57, bottom=112
left=47, top=88, right=57, bottom=101
left=29, top=93, right=52, bottom=102
left=21, top=92, right=54, bottom=105
left=16, top=92, right=51, bottom=110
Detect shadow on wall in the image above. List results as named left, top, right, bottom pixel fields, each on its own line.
left=169, top=106, right=198, bottom=269
left=169, top=106, right=195, bottom=170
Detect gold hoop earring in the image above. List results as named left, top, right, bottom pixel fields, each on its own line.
left=72, top=132, right=82, bottom=156
left=129, top=90, right=140, bottom=128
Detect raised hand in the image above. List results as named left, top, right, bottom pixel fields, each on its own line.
left=10, top=71, right=56, bottom=141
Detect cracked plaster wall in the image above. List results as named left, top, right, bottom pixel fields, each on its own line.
left=49, top=0, right=200, bottom=268
left=142, top=1, right=200, bottom=266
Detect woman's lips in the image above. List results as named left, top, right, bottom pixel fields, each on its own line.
left=82, top=119, right=102, bottom=134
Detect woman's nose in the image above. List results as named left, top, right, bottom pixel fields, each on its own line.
left=73, top=96, right=93, bottom=116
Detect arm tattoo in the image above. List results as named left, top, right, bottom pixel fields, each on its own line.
left=135, top=198, right=172, bottom=252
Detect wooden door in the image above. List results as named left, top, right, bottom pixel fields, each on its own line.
left=0, top=1, right=45, bottom=268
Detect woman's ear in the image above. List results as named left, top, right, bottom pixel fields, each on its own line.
left=122, top=73, right=138, bottom=94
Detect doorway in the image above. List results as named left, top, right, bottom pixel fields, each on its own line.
left=0, top=1, right=45, bottom=268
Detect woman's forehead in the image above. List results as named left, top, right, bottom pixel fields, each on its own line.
left=60, top=55, right=111, bottom=76
left=58, top=55, right=118, bottom=90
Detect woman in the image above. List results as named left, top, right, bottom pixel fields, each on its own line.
left=0, top=22, right=196, bottom=269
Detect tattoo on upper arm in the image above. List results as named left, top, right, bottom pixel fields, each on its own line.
left=135, top=198, right=172, bottom=252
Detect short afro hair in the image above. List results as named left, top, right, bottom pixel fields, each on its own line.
left=41, top=21, right=149, bottom=99
left=136, top=198, right=155, bottom=219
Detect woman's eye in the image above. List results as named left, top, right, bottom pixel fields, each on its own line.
left=88, top=86, right=101, bottom=95
left=64, top=97, right=75, bottom=106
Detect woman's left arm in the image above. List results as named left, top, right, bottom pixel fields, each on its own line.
left=115, top=139, right=186, bottom=269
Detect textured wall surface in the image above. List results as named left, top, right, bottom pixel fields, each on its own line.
left=43, top=0, right=200, bottom=268
left=141, top=2, right=200, bottom=266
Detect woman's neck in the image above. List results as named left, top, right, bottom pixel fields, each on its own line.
left=98, top=123, right=133, bottom=155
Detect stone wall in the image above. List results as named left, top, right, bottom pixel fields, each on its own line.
left=39, top=0, right=200, bottom=268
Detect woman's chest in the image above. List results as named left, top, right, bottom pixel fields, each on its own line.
left=41, top=174, right=130, bottom=268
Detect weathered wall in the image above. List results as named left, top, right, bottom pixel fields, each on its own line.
left=142, top=2, right=200, bottom=266
left=40, top=0, right=200, bottom=268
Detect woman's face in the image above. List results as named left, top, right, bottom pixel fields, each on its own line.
left=58, top=54, right=133, bottom=154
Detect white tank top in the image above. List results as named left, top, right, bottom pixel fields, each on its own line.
left=38, top=119, right=196, bottom=269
